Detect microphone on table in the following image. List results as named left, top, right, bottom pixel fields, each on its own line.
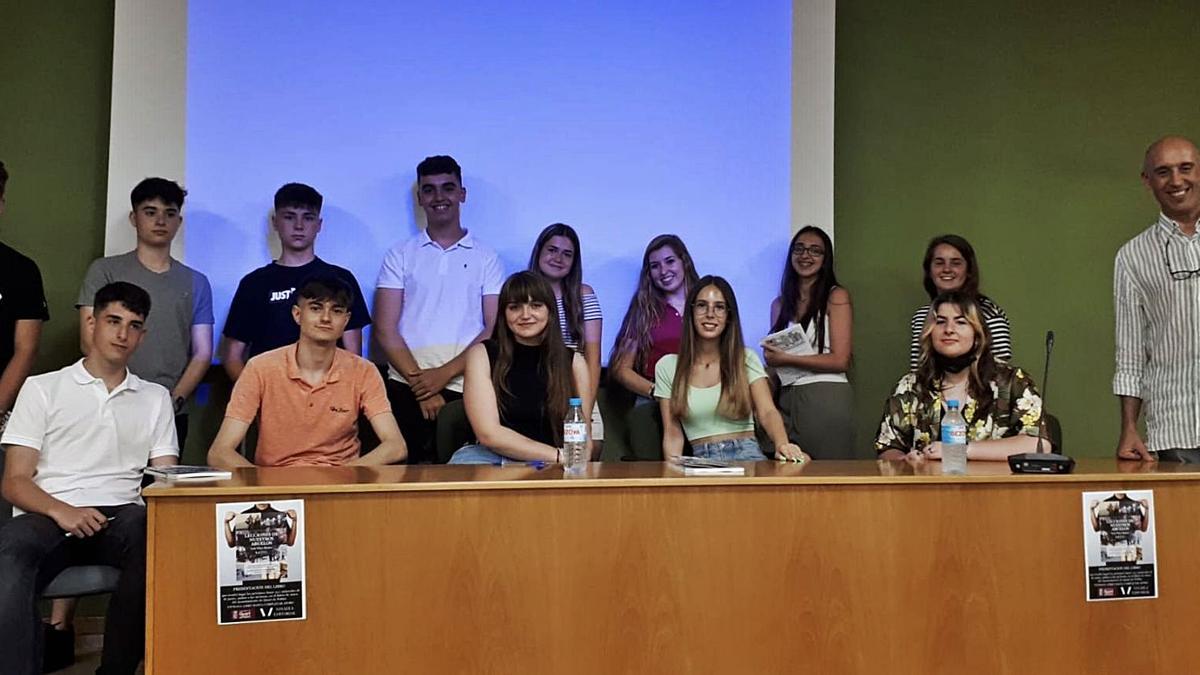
left=1036, top=330, right=1054, bottom=455
left=1008, top=329, right=1075, bottom=474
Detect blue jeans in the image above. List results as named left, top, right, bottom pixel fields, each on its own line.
left=691, top=437, right=766, bottom=461
left=448, top=444, right=509, bottom=465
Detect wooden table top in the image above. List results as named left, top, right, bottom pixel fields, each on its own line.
left=142, top=458, right=1200, bottom=498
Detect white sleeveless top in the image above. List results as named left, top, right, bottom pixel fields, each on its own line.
left=777, top=316, right=849, bottom=387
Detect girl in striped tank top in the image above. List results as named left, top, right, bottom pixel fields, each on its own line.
left=908, top=235, right=1011, bottom=370
left=528, top=223, right=605, bottom=443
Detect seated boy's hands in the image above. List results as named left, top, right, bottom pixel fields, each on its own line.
left=51, top=505, right=108, bottom=538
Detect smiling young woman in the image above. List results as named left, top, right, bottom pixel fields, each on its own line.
left=907, top=235, right=1011, bottom=370
left=527, top=223, right=605, bottom=446
left=655, top=275, right=808, bottom=463
left=450, top=272, right=593, bottom=464
left=609, top=234, right=700, bottom=403
left=764, top=226, right=855, bottom=459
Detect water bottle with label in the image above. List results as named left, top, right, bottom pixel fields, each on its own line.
left=940, top=399, right=968, bottom=475
left=562, top=397, right=588, bottom=476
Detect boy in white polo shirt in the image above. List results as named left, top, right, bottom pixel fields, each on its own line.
left=0, top=281, right=179, bottom=675
left=374, top=155, right=503, bottom=463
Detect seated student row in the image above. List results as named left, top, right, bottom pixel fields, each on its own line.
left=202, top=268, right=1040, bottom=470
left=0, top=267, right=1042, bottom=675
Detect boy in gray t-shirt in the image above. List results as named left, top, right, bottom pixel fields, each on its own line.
left=76, top=178, right=214, bottom=442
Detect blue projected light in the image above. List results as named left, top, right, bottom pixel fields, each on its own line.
left=185, top=0, right=792, bottom=361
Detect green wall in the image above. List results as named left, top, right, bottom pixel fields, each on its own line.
left=835, top=0, right=1200, bottom=457
left=0, top=1, right=114, bottom=372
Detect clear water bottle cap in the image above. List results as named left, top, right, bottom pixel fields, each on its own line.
left=569, top=397, right=582, bottom=406
left=946, top=399, right=959, bottom=408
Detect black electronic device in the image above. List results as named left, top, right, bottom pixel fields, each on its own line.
left=1008, top=452, right=1075, bottom=474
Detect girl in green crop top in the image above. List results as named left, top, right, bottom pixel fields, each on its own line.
left=655, top=275, right=809, bottom=463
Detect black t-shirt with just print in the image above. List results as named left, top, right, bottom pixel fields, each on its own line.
left=224, top=258, right=370, bottom=358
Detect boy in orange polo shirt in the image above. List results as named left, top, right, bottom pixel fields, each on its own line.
left=207, top=276, right=407, bottom=467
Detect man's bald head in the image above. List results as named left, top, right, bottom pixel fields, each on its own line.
left=1143, top=136, right=1198, bottom=175
left=1142, top=136, right=1200, bottom=224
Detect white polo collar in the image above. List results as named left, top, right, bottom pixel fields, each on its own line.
left=68, top=359, right=141, bottom=393
left=419, top=229, right=475, bottom=251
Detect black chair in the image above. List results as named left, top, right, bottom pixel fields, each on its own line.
left=0, top=447, right=121, bottom=599
left=1044, top=412, right=1064, bottom=455
left=625, top=401, right=665, bottom=461
left=595, top=388, right=628, bottom=462
left=434, top=399, right=474, bottom=463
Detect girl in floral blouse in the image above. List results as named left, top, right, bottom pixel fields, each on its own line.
left=876, top=291, right=1045, bottom=461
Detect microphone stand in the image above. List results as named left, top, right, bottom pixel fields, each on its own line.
left=1036, top=330, right=1054, bottom=454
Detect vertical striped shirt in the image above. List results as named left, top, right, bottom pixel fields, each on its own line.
left=555, top=292, right=603, bottom=351
left=908, top=296, right=1011, bottom=370
left=1113, top=213, right=1200, bottom=451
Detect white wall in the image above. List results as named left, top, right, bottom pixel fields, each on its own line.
left=105, top=0, right=188, bottom=255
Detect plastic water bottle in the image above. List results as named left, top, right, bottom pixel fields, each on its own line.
left=941, top=399, right=968, bottom=475
left=562, top=397, right=588, bottom=476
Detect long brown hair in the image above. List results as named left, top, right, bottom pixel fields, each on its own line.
left=670, top=276, right=752, bottom=421
left=609, top=234, right=700, bottom=375
left=492, top=272, right=574, bottom=442
left=527, top=223, right=585, bottom=350
left=914, top=290, right=997, bottom=409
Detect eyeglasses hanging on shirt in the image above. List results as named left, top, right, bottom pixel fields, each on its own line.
left=1163, top=238, right=1200, bottom=280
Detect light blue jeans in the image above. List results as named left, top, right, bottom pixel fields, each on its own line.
left=691, top=437, right=766, bottom=461
left=448, top=444, right=509, bottom=465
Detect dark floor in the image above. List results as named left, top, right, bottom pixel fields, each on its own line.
left=48, top=631, right=144, bottom=675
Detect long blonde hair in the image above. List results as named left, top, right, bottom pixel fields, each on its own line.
left=669, top=276, right=752, bottom=420
left=609, top=234, right=700, bottom=377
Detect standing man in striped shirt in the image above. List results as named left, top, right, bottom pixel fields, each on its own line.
left=1114, top=136, right=1200, bottom=461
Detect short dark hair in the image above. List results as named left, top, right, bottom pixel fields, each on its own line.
left=274, top=183, right=323, bottom=212
left=130, top=177, right=186, bottom=210
left=295, top=275, right=354, bottom=309
left=0, top=160, right=8, bottom=199
left=416, top=155, right=462, bottom=184
left=93, top=281, right=152, bottom=319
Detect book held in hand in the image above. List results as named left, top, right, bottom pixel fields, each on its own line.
left=760, top=323, right=817, bottom=386
left=145, top=465, right=232, bottom=482
left=670, top=456, right=746, bottom=476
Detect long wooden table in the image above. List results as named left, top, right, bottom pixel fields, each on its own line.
left=144, top=459, right=1200, bottom=673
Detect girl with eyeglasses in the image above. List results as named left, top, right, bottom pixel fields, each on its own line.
left=656, top=275, right=807, bottom=462
left=877, top=291, right=1045, bottom=462
left=762, top=226, right=855, bottom=459
left=908, top=235, right=1010, bottom=370
left=610, top=234, right=700, bottom=404
left=450, top=272, right=593, bottom=464
left=528, top=223, right=605, bottom=447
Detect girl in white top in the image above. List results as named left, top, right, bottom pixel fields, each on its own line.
left=656, top=275, right=808, bottom=463
left=763, top=226, right=856, bottom=459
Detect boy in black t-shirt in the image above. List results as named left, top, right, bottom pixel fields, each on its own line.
left=0, top=160, right=49, bottom=432
left=220, top=183, right=371, bottom=381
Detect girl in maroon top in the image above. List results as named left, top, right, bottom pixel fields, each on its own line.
left=610, top=234, right=700, bottom=403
